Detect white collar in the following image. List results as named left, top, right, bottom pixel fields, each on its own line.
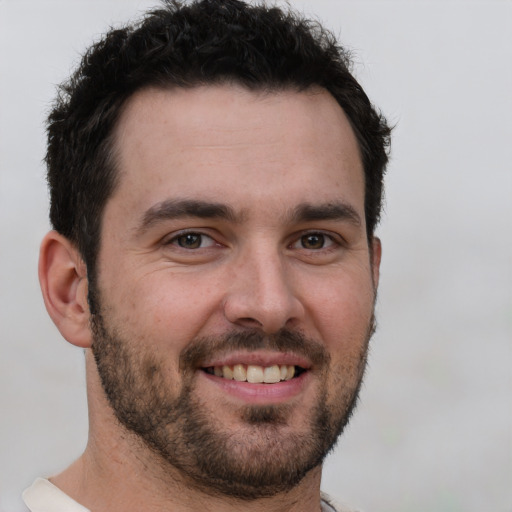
left=22, top=478, right=90, bottom=512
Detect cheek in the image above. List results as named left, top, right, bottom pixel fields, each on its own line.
left=306, top=269, right=375, bottom=345
left=315, top=275, right=374, bottom=404
left=104, top=268, right=226, bottom=345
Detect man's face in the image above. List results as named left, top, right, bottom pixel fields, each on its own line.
left=90, top=85, right=379, bottom=498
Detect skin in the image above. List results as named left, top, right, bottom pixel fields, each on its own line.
left=39, top=85, right=381, bottom=512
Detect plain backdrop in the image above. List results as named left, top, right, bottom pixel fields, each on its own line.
left=0, top=1, right=511, bottom=511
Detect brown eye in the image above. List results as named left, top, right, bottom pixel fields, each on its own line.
left=300, top=233, right=325, bottom=249
left=176, top=233, right=204, bottom=249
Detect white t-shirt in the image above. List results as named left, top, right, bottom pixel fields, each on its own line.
left=22, top=478, right=353, bottom=512
left=22, top=478, right=89, bottom=512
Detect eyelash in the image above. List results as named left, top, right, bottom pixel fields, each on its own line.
left=289, top=231, right=341, bottom=251
left=163, top=230, right=343, bottom=252
left=164, top=231, right=218, bottom=250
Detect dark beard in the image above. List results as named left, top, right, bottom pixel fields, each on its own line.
left=90, top=292, right=372, bottom=500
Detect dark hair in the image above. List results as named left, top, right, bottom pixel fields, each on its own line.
left=46, top=0, right=391, bottom=280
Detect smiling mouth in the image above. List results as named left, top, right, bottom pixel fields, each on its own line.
left=202, top=364, right=306, bottom=384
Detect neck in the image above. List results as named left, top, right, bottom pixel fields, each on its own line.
left=52, top=444, right=324, bottom=512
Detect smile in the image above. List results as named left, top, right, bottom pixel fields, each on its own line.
left=203, top=364, right=306, bottom=383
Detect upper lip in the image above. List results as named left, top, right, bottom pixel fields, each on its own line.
left=200, top=350, right=312, bottom=370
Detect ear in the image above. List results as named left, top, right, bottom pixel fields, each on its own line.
left=39, top=231, right=92, bottom=348
left=370, top=236, right=382, bottom=289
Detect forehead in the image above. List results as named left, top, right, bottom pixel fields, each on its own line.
left=108, top=84, right=364, bottom=223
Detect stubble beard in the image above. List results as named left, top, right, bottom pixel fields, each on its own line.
left=89, top=285, right=374, bottom=500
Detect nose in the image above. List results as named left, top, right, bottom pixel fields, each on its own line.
left=223, top=247, right=304, bottom=334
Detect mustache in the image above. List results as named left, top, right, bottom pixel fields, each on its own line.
left=179, top=329, right=330, bottom=371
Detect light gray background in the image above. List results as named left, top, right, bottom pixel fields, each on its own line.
left=1, top=1, right=511, bottom=511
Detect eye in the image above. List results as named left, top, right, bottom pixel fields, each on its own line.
left=169, top=232, right=217, bottom=249
left=301, top=233, right=327, bottom=249
left=292, top=232, right=335, bottom=250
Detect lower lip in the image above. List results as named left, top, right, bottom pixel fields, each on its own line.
left=198, top=370, right=309, bottom=404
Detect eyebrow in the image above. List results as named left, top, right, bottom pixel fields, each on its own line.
left=136, top=198, right=362, bottom=235
left=291, top=202, right=362, bottom=226
left=137, top=199, right=242, bottom=232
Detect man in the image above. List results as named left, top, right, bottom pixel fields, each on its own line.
left=26, top=0, right=391, bottom=510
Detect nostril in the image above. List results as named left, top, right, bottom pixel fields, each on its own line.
left=235, top=317, right=263, bottom=329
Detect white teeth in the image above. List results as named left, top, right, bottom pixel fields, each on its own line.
left=233, top=364, right=247, bottom=381
left=263, top=365, right=281, bottom=383
left=247, top=365, right=264, bottom=383
left=222, top=365, right=234, bottom=380
left=211, top=364, right=298, bottom=383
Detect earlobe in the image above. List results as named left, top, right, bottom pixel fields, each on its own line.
left=39, top=231, right=92, bottom=348
left=371, top=237, right=382, bottom=289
